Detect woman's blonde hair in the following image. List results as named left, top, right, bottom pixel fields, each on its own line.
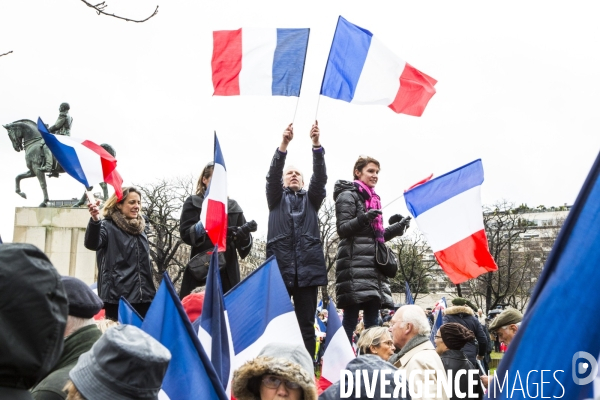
left=64, top=381, right=87, bottom=400
left=196, top=162, right=215, bottom=196
left=357, top=327, right=392, bottom=355
left=95, top=318, right=119, bottom=334
left=102, top=186, right=142, bottom=218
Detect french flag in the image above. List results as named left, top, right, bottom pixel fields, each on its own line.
left=37, top=118, right=123, bottom=199
left=404, top=160, right=498, bottom=284
left=320, top=16, right=437, bottom=117
left=201, top=133, right=228, bottom=251
left=224, top=256, right=304, bottom=381
left=212, top=28, right=310, bottom=96
left=318, top=300, right=355, bottom=391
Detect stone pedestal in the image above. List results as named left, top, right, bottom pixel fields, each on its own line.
left=13, top=207, right=96, bottom=284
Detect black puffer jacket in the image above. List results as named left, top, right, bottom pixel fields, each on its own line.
left=440, top=349, right=484, bottom=400
left=266, top=148, right=328, bottom=288
left=442, top=306, right=488, bottom=367
left=84, top=217, right=155, bottom=304
left=333, top=180, right=394, bottom=309
left=179, top=195, right=252, bottom=297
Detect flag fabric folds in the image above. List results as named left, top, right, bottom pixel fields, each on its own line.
left=320, top=16, right=436, bottom=117
left=141, top=273, right=228, bottom=400
left=489, top=151, right=600, bottom=399
left=198, top=246, right=232, bottom=392
left=224, top=256, right=304, bottom=376
left=37, top=118, right=123, bottom=199
left=318, top=299, right=355, bottom=391
left=200, top=133, right=228, bottom=251
left=404, top=159, right=498, bottom=284
left=405, top=281, right=414, bottom=305
left=429, top=297, right=446, bottom=345
left=118, top=297, right=143, bottom=328
left=212, top=28, right=309, bottom=97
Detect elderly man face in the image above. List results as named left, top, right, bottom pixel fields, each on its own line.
left=389, top=307, right=413, bottom=349
left=494, top=324, right=519, bottom=346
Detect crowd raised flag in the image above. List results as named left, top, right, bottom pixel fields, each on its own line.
left=141, top=273, right=228, bottom=400
left=320, top=16, right=437, bottom=117
left=318, top=300, right=355, bottom=391
left=212, top=28, right=310, bottom=97
left=429, top=296, right=447, bottom=345
left=37, top=117, right=123, bottom=199
left=404, top=159, right=498, bottom=284
left=490, top=151, right=600, bottom=399
left=201, top=134, right=228, bottom=251
left=405, top=281, right=414, bottom=305
left=118, top=297, right=143, bottom=328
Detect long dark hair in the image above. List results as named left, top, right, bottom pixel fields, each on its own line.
left=195, top=162, right=214, bottom=196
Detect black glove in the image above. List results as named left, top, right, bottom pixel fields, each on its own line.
left=388, top=214, right=404, bottom=225
left=359, top=209, right=382, bottom=225
left=240, top=220, right=257, bottom=235
left=385, top=222, right=407, bottom=239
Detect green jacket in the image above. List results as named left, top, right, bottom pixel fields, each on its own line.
left=31, top=325, right=102, bottom=400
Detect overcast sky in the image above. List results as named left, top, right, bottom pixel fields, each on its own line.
left=1, top=1, right=599, bottom=242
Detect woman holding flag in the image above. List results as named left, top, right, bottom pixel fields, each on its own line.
left=85, top=186, right=156, bottom=321
left=333, top=156, right=410, bottom=343
left=179, top=161, right=256, bottom=298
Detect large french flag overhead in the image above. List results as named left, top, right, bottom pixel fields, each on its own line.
left=318, top=300, right=355, bottom=391
left=320, top=16, right=437, bottom=117
left=37, top=118, right=123, bottom=199
left=224, top=256, right=304, bottom=377
left=201, top=133, right=228, bottom=251
left=404, top=160, right=497, bottom=284
left=212, top=28, right=309, bottom=96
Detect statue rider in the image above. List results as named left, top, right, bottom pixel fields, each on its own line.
left=42, top=102, right=73, bottom=177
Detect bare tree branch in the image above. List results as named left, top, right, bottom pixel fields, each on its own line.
left=0, top=51, right=13, bottom=58
left=80, top=0, right=158, bottom=23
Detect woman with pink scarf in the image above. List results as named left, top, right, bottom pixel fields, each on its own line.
left=333, top=156, right=410, bottom=344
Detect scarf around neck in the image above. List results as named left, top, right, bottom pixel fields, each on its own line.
left=354, top=180, right=384, bottom=243
left=106, top=208, right=145, bottom=235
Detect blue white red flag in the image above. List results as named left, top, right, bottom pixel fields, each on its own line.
left=318, top=299, right=355, bottom=391
left=317, top=298, right=323, bottom=313
left=429, top=297, right=446, bottom=346
left=224, top=256, right=304, bottom=381
left=198, top=246, right=232, bottom=393
left=37, top=118, right=123, bottom=199
left=212, top=28, right=309, bottom=96
left=404, top=160, right=498, bottom=284
left=320, top=16, right=436, bottom=117
left=316, top=317, right=327, bottom=333
left=405, top=281, right=414, bottom=305
left=201, top=133, right=228, bottom=251
left=489, top=151, right=600, bottom=400
left=141, top=273, right=228, bottom=400
left=118, top=297, right=143, bottom=328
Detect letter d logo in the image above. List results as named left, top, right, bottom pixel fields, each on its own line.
left=572, top=351, right=598, bottom=385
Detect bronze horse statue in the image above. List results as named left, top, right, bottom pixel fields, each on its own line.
left=4, top=119, right=115, bottom=207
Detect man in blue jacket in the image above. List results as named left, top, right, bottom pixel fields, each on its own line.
left=266, top=121, right=328, bottom=358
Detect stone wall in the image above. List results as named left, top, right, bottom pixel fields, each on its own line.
left=13, top=207, right=96, bottom=284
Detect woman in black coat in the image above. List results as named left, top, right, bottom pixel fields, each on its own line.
left=85, top=186, right=155, bottom=320
left=334, top=156, right=410, bottom=343
left=179, top=162, right=256, bottom=298
left=435, top=323, right=484, bottom=400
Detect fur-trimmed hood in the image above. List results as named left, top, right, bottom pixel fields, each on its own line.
left=232, top=343, right=317, bottom=400
left=444, top=305, right=475, bottom=316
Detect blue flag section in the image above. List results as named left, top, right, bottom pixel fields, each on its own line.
left=405, top=281, right=414, bottom=305
left=322, top=299, right=342, bottom=353
left=118, top=297, right=143, bottom=327
left=199, top=246, right=231, bottom=390
left=141, top=273, right=228, bottom=400
left=489, top=152, right=600, bottom=400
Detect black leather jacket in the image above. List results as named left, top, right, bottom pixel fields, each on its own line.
left=440, top=349, right=484, bottom=400
left=265, top=148, right=328, bottom=288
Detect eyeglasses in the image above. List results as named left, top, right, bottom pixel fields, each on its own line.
left=262, top=375, right=301, bottom=390
left=378, top=340, right=394, bottom=347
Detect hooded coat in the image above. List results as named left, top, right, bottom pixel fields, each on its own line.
left=319, top=355, right=409, bottom=400
left=333, top=180, right=394, bottom=309
left=265, top=148, right=328, bottom=288
left=84, top=213, right=156, bottom=305
left=442, top=305, right=488, bottom=367
left=179, top=195, right=253, bottom=296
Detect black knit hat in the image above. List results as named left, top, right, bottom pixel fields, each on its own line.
left=61, top=276, right=103, bottom=318
left=439, top=323, right=475, bottom=350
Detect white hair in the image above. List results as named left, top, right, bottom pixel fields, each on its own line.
left=401, top=305, right=431, bottom=336
left=64, top=316, right=95, bottom=337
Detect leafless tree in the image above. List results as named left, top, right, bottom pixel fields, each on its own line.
left=80, top=0, right=158, bottom=23
left=138, top=176, right=193, bottom=287
left=239, top=237, right=266, bottom=279
left=318, top=200, right=339, bottom=307
left=389, top=232, right=437, bottom=303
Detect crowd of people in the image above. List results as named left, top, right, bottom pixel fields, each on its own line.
left=0, top=122, right=525, bottom=399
